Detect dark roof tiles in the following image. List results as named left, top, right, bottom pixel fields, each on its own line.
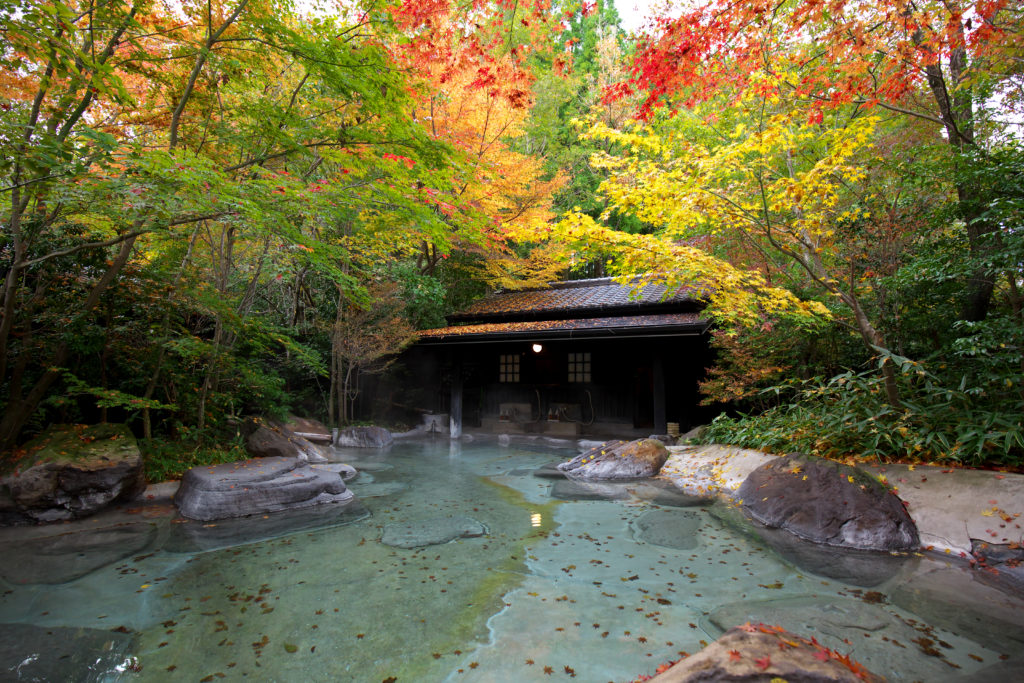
left=450, top=277, right=695, bottom=320
left=418, top=312, right=706, bottom=342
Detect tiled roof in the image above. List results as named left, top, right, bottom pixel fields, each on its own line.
left=417, top=312, right=706, bottom=343
left=448, top=277, right=696, bottom=322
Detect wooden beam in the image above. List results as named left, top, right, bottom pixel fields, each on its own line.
left=653, top=354, right=666, bottom=435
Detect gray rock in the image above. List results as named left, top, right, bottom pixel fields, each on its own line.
left=336, top=426, right=394, bottom=448
left=0, top=424, right=145, bottom=524
left=243, top=417, right=329, bottom=463
left=380, top=515, right=487, bottom=549
left=0, top=623, right=137, bottom=682
left=311, top=463, right=358, bottom=481
left=970, top=538, right=1024, bottom=593
left=282, top=415, right=332, bottom=444
left=737, top=454, right=919, bottom=551
left=680, top=424, right=708, bottom=442
left=631, top=509, right=700, bottom=549
left=550, top=479, right=630, bottom=501
left=654, top=624, right=883, bottom=682
left=0, top=522, right=157, bottom=584
left=557, top=439, right=669, bottom=481
left=174, top=456, right=354, bottom=521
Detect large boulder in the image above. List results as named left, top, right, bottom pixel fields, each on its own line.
left=737, top=454, right=918, bottom=551
left=242, top=417, right=328, bottom=463
left=335, top=425, right=393, bottom=448
left=557, top=438, right=668, bottom=480
left=0, top=424, right=145, bottom=524
left=282, top=415, right=332, bottom=444
left=650, top=624, right=883, bottom=682
left=174, top=456, right=354, bottom=521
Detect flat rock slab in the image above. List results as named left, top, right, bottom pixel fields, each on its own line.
left=652, top=624, right=883, bottom=682
left=165, top=498, right=369, bottom=553
left=347, top=482, right=409, bottom=499
left=0, top=623, right=135, bottom=682
left=557, top=439, right=669, bottom=481
left=631, top=509, right=700, bottom=549
left=549, top=479, right=630, bottom=501
left=532, top=463, right=568, bottom=479
left=889, top=563, right=1024, bottom=655
left=738, top=454, right=919, bottom=551
left=0, top=522, right=157, bottom=585
left=381, top=515, right=487, bottom=549
left=174, top=457, right=353, bottom=521
left=311, top=463, right=358, bottom=481
left=749, top=523, right=911, bottom=587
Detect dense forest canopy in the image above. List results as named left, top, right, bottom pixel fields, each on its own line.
left=1, top=0, right=1021, bottom=472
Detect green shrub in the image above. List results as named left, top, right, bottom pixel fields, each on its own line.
left=696, top=351, right=1024, bottom=468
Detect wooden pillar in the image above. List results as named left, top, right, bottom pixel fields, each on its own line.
left=653, top=354, right=667, bottom=435
left=449, top=356, right=463, bottom=439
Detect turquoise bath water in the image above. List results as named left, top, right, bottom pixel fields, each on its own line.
left=1, top=439, right=1022, bottom=682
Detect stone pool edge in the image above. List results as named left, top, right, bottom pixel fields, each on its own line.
left=656, top=444, right=1024, bottom=558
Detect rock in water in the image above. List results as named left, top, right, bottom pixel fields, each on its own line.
left=381, top=515, right=487, bottom=549
left=737, top=454, right=918, bottom=551
left=557, top=439, right=668, bottom=481
left=0, top=423, right=145, bottom=524
left=654, top=624, right=884, bottom=682
left=243, top=417, right=328, bottom=463
left=335, top=426, right=394, bottom=448
left=174, top=457, right=354, bottom=521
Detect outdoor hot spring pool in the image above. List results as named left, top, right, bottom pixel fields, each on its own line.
left=1, top=439, right=1023, bottom=682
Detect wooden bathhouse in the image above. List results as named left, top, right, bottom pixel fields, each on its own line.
left=402, top=277, right=716, bottom=438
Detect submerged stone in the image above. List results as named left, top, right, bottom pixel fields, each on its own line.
left=347, top=482, right=408, bottom=499
left=174, top=456, right=353, bottom=521
left=0, top=623, right=136, bottom=682
left=380, top=515, right=487, bottom=549
left=750, top=523, right=912, bottom=587
left=549, top=479, right=630, bottom=501
left=532, top=463, right=567, bottom=479
left=630, top=509, right=700, bottom=549
left=165, top=498, right=369, bottom=553
left=737, top=453, right=919, bottom=551
left=0, top=522, right=157, bottom=585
